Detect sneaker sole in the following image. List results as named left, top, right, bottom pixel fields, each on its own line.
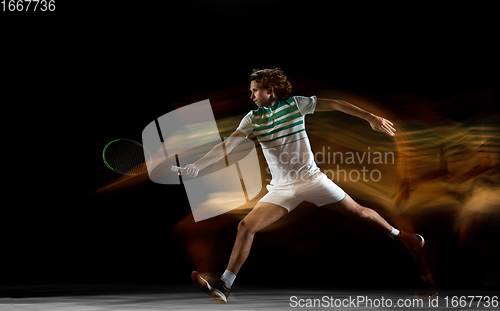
left=191, top=271, right=227, bottom=303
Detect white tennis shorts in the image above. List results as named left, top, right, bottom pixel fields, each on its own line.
left=259, top=172, right=347, bottom=212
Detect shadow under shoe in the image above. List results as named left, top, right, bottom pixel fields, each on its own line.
left=414, top=281, right=438, bottom=299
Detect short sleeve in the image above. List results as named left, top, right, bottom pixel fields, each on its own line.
left=293, top=95, right=317, bottom=115
left=236, top=112, right=253, bottom=136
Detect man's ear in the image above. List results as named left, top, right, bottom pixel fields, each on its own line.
left=267, top=85, right=275, bottom=95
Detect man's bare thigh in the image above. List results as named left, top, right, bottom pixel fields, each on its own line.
left=241, top=202, right=288, bottom=233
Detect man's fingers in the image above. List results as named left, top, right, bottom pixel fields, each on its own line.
left=386, top=123, right=396, bottom=132
left=382, top=124, right=395, bottom=136
left=184, top=164, right=199, bottom=178
left=186, top=168, right=198, bottom=178
left=383, top=119, right=396, bottom=135
left=384, top=119, right=396, bottom=130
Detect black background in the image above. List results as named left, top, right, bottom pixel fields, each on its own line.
left=1, top=1, right=498, bottom=294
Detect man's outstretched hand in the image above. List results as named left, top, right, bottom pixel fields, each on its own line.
left=369, top=116, right=396, bottom=136
left=185, top=164, right=200, bottom=178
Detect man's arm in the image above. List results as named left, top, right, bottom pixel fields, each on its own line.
left=185, top=130, right=247, bottom=178
left=316, top=98, right=396, bottom=136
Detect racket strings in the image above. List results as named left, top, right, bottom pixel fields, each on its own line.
left=106, top=141, right=147, bottom=175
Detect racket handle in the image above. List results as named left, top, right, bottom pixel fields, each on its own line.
left=170, top=165, right=186, bottom=173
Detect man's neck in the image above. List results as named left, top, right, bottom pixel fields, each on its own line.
left=263, top=98, right=277, bottom=108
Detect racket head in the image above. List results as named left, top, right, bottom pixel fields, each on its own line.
left=102, top=139, right=150, bottom=175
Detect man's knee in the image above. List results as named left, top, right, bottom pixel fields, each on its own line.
left=237, top=219, right=256, bottom=236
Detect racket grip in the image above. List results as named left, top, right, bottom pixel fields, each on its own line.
left=170, top=165, right=186, bottom=173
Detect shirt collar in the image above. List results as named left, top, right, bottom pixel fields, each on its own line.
left=262, top=99, right=278, bottom=111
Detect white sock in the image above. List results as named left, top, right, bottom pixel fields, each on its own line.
left=221, top=270, right=236, bottom=289
left=387, top=226, right=400, bottom=240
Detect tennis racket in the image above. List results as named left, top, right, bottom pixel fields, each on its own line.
left=102, top=139, right=150, bottom=175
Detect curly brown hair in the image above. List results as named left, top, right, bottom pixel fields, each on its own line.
left=249, top=67, right=292, bottom=100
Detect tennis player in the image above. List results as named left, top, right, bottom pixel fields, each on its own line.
left=187, top=68, right=429, bottom=303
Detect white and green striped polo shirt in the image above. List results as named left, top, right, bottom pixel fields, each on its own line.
left=237, top=96, right=320, bottom=186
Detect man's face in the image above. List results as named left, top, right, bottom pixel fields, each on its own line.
left=250, top=81, right=274, bottom=108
